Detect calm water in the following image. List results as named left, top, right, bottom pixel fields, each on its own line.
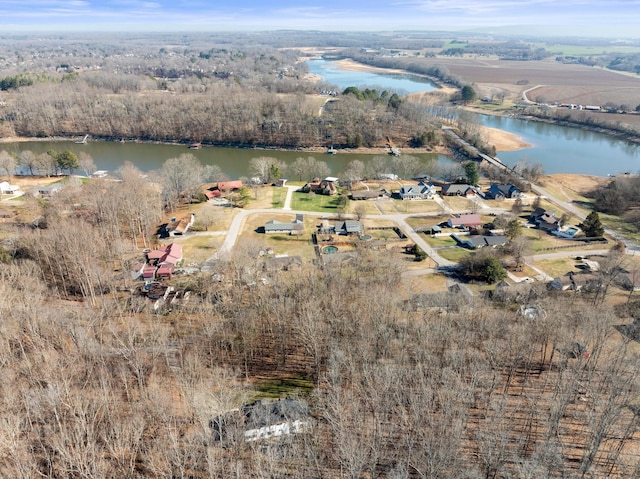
left=4, top=61, right=638, bottom=178
left=310, top=58, right=639, bottom=176
left=481, top=115, right=640, bottom=176
left=1, top=140, right=447, bottom=179
left=306, top=58, right=438, bottom=94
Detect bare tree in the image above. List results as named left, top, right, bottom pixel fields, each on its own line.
left=0, top=150, right=17, bottom=181
left=77, top=151, right=96, bottom=177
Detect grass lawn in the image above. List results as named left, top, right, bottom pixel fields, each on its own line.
left=443, top=196, right=475, bottom=212
left=396, top=200, right=443, bottom=214
left=176, top=235, right=224, bottom=264
left=375, top=200, right=401, bottom=214
left=600, top=213, right=640, bottom=244
left=508, top=264, right=539, bottom=280
left=238, top=213, right=318, bottom=260
left=289, top=192, right=347, bottom=213
left=270, top=187, right=287, bottom=208
left=251, top=375, right=314, bottom=400
left=438, top=247, right=471, bottom=262
left=405, top=215, right=448, bottom=229
left=423, top=235, right=457, bottom=248
left=533, top=258, right=580, bottom=278
left=348, top=201, right=380, bottom=216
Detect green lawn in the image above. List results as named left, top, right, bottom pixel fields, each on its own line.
left=289, top=192, right=347, bottom=213
left=423, top=235, right=457, bottom=248
left=252, top=375, right=314, bottom=400
left=271, top=187, right=287, bottom=208
left=438, top=247, right=471, bottom=262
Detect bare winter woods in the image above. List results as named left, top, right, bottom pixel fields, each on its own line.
left=1, top=32, right=640, bottom=478
left=0, top=35, right=443, bottom=149
left=1, top=170, right=640, bottom=477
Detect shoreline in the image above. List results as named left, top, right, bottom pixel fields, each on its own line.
left=327, top=56, right=640, bottom=152
left=320, top=58, right=531, bottom=153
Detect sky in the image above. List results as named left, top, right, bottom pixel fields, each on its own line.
left=1, top=0, right=640, bottom=37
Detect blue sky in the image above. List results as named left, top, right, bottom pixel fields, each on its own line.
left=2, top=0, right=640, bottom=37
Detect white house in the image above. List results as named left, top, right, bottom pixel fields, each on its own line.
left=399, top=182, right=437, bottom=200
left=0, top=181, right=19, bottom=195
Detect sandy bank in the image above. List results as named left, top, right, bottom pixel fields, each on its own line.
left=481, top=126, right=531, bottom=152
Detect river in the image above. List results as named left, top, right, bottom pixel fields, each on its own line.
left=0, top=140, right=448, bottom=179
left=310, top=57, right=639, bottom=176
left=481, top=115, right=640, bottom=176
left=2, top=60, right=638, bottom=178
left=306, top=58, right=438, bottom=94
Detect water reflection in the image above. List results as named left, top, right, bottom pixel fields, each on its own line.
left=481, top=115, right=639, bottom=175
left=1, top=140, right=448, bottom=178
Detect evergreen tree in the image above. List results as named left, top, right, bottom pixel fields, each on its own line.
left=461, top=84, right=477, bottom=103
left=580, top=211, right=605, bottom=237
left=463, top=161, right=479, bottom=185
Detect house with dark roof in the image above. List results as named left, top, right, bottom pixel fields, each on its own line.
left=350, top=189, right=390, bottom=200
left=399, top=182, right=437, bottom=200
left=452, top=233, right=508, bottom=249
left=530, top=208, right=560, bottom=232
left=334, top=220, right=364, bottom=235
left=487, top=183, right=522, bottom=200
left=441, top=184, right=478, bottom=197
left=548, top=272, right=600, bottom=292
left=264, top=214, right=305, bottom=235
left=37, top=183, right=63, bottom=197
left=210, top=398, right=311, bottom=444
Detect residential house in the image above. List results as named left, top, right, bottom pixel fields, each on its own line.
left=350, top=189, right=390, bottom=200
left=0, top=181, right=19, bottom=195
left=143, top=243, right=183, bottom=280
left=147, top=243, right=183, bottom=266
left=163, top=214, right=195, bottom=237
left=448, top=214, right=483, bottom=229
left=302, top=177, right=338, bottom=195
left=487, top=183, right=522, bottom=200
left=205, top=180, right=243, bottom=200
left=264, top=214, right=305, bottom=235
left=530, top=208, right=560, bottom=232
left=210, top=398, right=311, bottom=444
left=399, top=182, right=437, bottom=200
left=38, top=183, right=63, bottom=197
left=549, top=272, right=601, bottom=292
left=491, top=281, right=548, bottom=304
left=452, top=233, right=508, bottom=249
left=156, top=263, right=175, bottom=279
left=441, top=184, right=478, bottom=197
left=334, top=220, right=364, bottom=236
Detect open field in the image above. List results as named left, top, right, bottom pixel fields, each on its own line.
left=405, top=56, right=640, bottom=109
